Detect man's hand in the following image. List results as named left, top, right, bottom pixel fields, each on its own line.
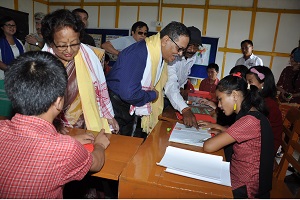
left=180, top=88, right=189, bottom=100
left=25, top=34, right=38, bottom=46
left=72, top=132, right=95, bottom=145
left=182, top=109, right=198, bottom=129
left=94, top=129, right=110, bottom=149
left=107, top=118, right=120, bottom=134
left=152, top=88, right=159, bottom=103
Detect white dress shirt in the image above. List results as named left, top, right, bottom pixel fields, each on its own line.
left=164, top=54, right=197, bottom=113
left=235, top=53, right=263, bottom=68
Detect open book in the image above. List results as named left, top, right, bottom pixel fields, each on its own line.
left=169, top=122, right=212, bottom=147
left=157, top=146, right=231, bottom=187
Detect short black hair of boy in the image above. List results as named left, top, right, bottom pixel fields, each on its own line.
left=241, top=39, right=253, bottom=47
left=207, top=63, right=219, bottom=73
left=5, top=51, right=67, bottom=116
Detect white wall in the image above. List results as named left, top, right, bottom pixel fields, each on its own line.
left=2, top=0, right=300, bottom=82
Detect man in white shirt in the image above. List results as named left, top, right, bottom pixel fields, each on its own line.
left=235, top=39, right=263, bottom=68
left=101, top=21, right=148, bottom=56
left=164, top=26, right=202, bottom=128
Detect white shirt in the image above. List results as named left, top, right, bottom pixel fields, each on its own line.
left=164, top=54, right=197, bottom=113
left=110, top=36, right=136, bottom=51
left=0, top=39, right=25, bottom=80
left=235, top=53, right=263, bottom=68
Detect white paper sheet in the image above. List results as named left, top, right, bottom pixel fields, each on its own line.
left=169, top=122, right=212, bottom=147
left=157, top=146, right=231, bottom=187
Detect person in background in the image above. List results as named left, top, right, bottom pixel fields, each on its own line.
left=0, top=16, right=26, bottom=118
left=164, top=26, right=202, bottom=128
left=24, top=12, right=46, bottom=51
left=41, top=9, right=119, bottom=134
left=72, top=8, right=96, bottom=47
left=0, top=16, right=25, bottom=71
left=235, top=39, right=263, bottom=68
left=246, top=66, right=283, bottom=156
left=202, top=73, right=273, bottom=198
left=106, top=21, right=190, bottom=136
left=101, top=21, right=149, bottom=56
left=276, top=47, right=300, bottom=104
left=0, top=51, right=110, bottom=198
left=199, top=63, right=220, bottom=95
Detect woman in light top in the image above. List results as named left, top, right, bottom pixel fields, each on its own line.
left=0, top=16, right=25, bottom=118
left=41, top=9, right=119, bottom=134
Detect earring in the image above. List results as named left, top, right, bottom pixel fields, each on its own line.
left=233, top=103, right=237, bottom=111
left=262, top=86, right=264, bottom=89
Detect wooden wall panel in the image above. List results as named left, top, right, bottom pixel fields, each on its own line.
left=139, top=6, right=158, bottom=31
left=119, top=6, right=138, bottom=29
left=227, top=11, right=252, bottom=49
left=275, top=13, right=300, bottom=53
left=100, top=6, right=116, bottom=28
left=253, top=12, right=277, bottom=52
left=161, top=7, right=182, bottom=28
left=183, top=8, right=204, bottom=31
left=206, top=9, right=228, bottom=47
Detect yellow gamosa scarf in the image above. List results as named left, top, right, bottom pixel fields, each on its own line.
left=141, top=33, right=168, bottom=133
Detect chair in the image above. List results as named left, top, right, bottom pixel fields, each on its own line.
left=271, top=108, right=300, bottom=198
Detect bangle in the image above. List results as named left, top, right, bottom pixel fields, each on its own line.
left=182, top=107, right=191, bottom=113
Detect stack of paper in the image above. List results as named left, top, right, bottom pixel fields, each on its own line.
left=157, top=146, right=231, bottom=187
left=169, top=122, right=212, bottom=147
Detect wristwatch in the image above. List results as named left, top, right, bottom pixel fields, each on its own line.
left=35, top=42, right=39, bottom=46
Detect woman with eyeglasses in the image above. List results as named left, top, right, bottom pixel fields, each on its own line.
left=0, top=16, right=25, bottom=118
left=235, top=39, right=263, bottom=68
left=41, top=9, right=119, bottom=135
left=276, top=47, right=300, bottom=104
left=101, top=21, right=149, bottom=56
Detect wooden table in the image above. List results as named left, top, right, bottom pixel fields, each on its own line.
left=67, top=128, right=143, bottom=180
left=118, top=120, right=233, bottom=198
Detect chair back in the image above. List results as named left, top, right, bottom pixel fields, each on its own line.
left=280, top=107, right=300, bottom=154
left=274, top=117, right=300, bottom=182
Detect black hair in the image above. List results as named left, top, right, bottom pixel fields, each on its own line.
left=72, top=8, right=89, bottom=18
left=160, top=21, right=189, bottom=41
left=4, top=51, right=67, bottom=116
left=104, top=53, right=110, bottom=62
left=246, top=66, right=277, bottom=99
left=131, top=21, right=149, bottom=33
left=229, top=65, right=248, bottom=78
left=291, top=47, right=300, bottom=89
left=0, top=16, right=16, bottom=38
left=41, top=9, right=84, bottom=45
left=241, top=39, right=253, bottom=47
left=207, top=63, right=219, bottom=73
left=216, top=74, right=268, bottom=117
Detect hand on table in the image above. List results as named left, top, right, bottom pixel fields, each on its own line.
left=73, top=132, right=95, bottom=145
left=94, top=129, right=110, bottom=149
left=182, top=109, right=198, bottom=129
left=108, top=118, right=120, bottom=134
left=197, top=120, right=226, bottom=134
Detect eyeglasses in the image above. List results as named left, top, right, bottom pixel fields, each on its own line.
left=4, top=24, right=16, bottom=28
left=169, top=37, right=185, bottom=53
left=137, top=31, right=147, bottom=36
left=53, top=42, right=81, bottom=52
